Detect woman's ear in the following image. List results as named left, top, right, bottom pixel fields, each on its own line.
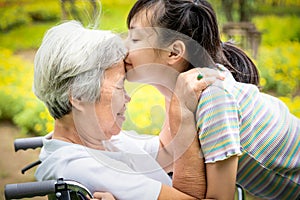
left=69, top=96, right=84, bottom=111
left=167, top=40, right=186, bottom=65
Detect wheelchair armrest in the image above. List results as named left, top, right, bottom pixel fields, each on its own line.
left=5, top=180, right=56, bottom=199
left=4, top=178, right=93, bottom=200
left=14, top=136, right=44, bottom=151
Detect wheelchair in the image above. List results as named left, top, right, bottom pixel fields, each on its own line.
left=4, top=136, right=246, bottom=200
left=4, top=137, right=93, bottom=200
left=5, top=178, right=93, bottom=200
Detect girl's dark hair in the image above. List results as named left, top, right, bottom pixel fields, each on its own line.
left=222, top=42, right=259, bottom=85
left=127, top=0, right=260, bottom=85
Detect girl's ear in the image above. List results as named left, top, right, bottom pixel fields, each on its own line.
left=167, top=40, right=186, bottom=65
left=69, top=96, right=84, bottom=111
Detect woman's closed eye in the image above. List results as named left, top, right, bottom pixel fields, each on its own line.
left=116, top=86, right=124, bottom=90
left=131, top=38, right=140, bottom=43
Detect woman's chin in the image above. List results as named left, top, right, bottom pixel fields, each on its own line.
left=110, top=125, right=123, bottom=136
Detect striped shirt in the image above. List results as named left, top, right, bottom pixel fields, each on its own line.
left=196, top=66, right=300, bottom=199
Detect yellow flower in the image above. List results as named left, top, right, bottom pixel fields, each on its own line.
left=34, top=124, right=42, bottom=132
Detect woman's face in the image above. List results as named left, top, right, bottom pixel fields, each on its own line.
left=124, top=11, right=170, bottom=83
left=96, top=61, right=130, bottom=138
left=74, top=60, right=130, bottom=142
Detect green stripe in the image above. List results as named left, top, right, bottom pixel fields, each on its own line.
left=243, top=112, right=273, bottom=150
left=197, top=108, right=238, bottom=129
left=199, top=120, right=239, bottom=139
left=265, top=174, right=285, bottom=197
left=283, top=182, right=300, bottom=199
left=247, top=167, right=272, bottom=192
left=198, top=91, right=231, bottom=108
left=202, top=140, right=239, bottom=154
left=238, top=158, right=260, bottom=183
left=240, top=103, right=264, bottom=146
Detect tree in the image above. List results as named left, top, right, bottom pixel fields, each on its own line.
left=221, top=0, right=253, bottom=22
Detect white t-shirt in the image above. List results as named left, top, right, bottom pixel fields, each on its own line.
left=35, top=131, right=172, bottom=200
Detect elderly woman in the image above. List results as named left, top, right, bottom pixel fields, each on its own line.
left=33, top=21, right=217, bottom=200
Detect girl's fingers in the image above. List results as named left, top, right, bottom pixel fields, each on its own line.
left=191, top=67, right=225, bottom=80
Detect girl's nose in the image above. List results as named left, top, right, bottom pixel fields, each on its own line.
left=123, top=35, right=130, bottom=49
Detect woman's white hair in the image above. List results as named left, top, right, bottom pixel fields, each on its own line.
left=33, top=20, right=127, bottom=119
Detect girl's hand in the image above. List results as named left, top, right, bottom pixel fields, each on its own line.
left=172, top=67, right=224, bottom=113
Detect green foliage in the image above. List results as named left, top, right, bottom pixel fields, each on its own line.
left=253, top=15, right=300, bottom=97
left=257, top=43, right=300, bottom=96
left=253, top=15, right=300, bottom=45
left=23, top=2, right=60, bottom=22
left=0, top=22, right=57, bottom=51
left=0, top=7, right=31, bottom=31
left=0, top=89, right=25, bottom=120
left=13, top=99, right=54, bottom=136
left=254, top=5, right=300, bottom=16
left=0, top=49, right=54, bottom=135
left=0, top=0, right=135, bottom=51
left=253, top=15, right=300, bottom=117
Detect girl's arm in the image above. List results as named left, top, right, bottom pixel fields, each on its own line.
left=196, top=73, right=241, bottom=200
left=206, top=156, right=239, bottom=200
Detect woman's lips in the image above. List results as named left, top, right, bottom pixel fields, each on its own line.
left=117, top=106, right=127, bottom=121
left=117, top=112, right=126, bottom=121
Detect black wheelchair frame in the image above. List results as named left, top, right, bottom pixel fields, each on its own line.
left=4, top=136, right=245, bottom=200
left=5, top=178, right=93, bottom=200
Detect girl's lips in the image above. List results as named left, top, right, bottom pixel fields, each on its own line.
left=125, top=64, right=133, bottom=72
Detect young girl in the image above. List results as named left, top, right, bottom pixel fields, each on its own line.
left=125, top=0, right=300, bottom=199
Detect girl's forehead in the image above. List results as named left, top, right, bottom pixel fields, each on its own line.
left=130, top=9, right=152, bottom=28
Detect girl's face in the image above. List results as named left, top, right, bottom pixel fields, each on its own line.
left=124, top=11, right=171, bottom=83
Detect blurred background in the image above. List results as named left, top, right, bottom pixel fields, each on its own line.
left=0, top=0, right=299, bottom=199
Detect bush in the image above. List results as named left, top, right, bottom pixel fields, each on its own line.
left=0, top=89, right=25, bottom=120
left=0, top=48, right=54, bottom=136
left=257, top=42, right=300, bottom=96
left=0, top=22, right=57, bottom=51
left=253, top=15, right=300, bottom=45
left=13, top=99, right=54, bottom=136
left=24, top=2, right=60, bottom=22
left=0, top=7, right=31, bottom=32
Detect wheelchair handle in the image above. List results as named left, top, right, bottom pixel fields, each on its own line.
left=14, top=137, right=43, bottom=151
left=5, top=180, right=56, bottom=199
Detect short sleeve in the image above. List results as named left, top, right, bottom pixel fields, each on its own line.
left=196, top=85, right=242, bottom=163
